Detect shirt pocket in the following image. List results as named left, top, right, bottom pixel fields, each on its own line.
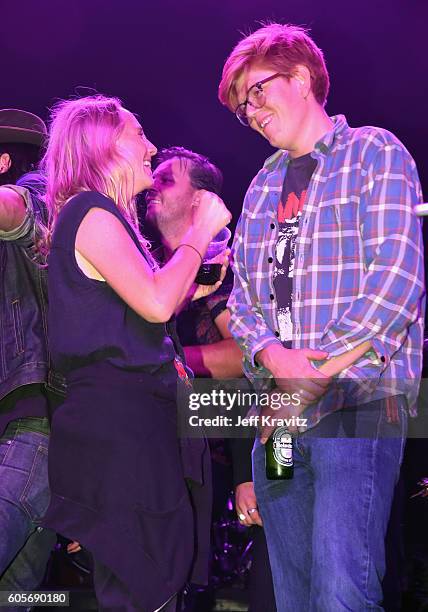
left=243, top=214, right=273, bottom=271
left=314, top=201, right=363, bottom=265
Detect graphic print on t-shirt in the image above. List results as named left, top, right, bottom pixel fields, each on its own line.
left=277, top=190, right=307, bottom=223
left=272, top=154, right=317, bottom=347
left=273, top=192, right=305, bottom=345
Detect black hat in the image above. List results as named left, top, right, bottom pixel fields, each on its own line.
left=0, top=108, right=47, bottom=146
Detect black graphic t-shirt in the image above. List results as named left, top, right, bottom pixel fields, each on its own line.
left=273, top=153, right=317, bottom=347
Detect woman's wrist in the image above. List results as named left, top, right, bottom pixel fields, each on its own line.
left=180, top=226, right=211, bottom=259
left=174, top=243, right=203, bottom=263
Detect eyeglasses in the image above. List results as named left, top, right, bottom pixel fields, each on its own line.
left=235, top=72, right=286, bottom=126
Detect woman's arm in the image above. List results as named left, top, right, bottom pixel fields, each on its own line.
left=75, top=197, right=230, bottom=323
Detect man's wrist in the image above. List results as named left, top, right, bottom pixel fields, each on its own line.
left=256, top=343, right=287, bottom=375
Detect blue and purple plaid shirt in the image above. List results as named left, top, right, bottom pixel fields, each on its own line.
left=228, top=115, right=425, bottom=425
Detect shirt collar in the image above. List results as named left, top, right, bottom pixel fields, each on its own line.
left=313, top=114, right=349, bottom=156
left=263, top=114, right=349, bottom=172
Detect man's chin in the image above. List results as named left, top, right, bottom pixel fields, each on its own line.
left=264, top=133, right=286, bottom=149
left=146, top=213, right=170, bottom=235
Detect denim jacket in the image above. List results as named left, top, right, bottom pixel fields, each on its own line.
left=0, top=173, right=63, bottom=401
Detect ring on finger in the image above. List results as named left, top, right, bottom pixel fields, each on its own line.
left=238, top=513, right=246, bottom=521
left=298, top=389, right=310, bottom=403
left=247, top=508, right=257, bottom=515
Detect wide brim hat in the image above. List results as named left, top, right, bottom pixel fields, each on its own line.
left=0, top=108, right=47, bottom=146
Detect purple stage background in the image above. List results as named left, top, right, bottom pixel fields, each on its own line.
left=2, top=0, right=427, bottom=225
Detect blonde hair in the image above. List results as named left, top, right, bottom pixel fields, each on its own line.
left=41, top=95, right=153, bottom=259
left=218, top=23, right=330, bottom=111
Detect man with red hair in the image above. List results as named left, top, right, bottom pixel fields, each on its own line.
left=218, top=23, right=424, bottom=611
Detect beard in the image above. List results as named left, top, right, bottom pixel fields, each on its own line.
left=146, top=204, right=192, bottom=243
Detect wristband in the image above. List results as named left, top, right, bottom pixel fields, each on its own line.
left=175, top=243, right=203, bottom=264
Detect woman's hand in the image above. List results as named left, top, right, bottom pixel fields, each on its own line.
left=192, top=191, right=232, bottom=241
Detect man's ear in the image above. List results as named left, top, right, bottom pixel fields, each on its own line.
left=191, top=188, right=206, bottom=207
left=0, top=153, right=11, bottom=174
left=293, top=65, right=312, bottom=99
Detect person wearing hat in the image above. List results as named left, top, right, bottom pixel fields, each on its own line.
left=0, top=109, right=57, bottom=601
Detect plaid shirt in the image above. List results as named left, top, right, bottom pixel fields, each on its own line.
left=228, top=115, right=425, bottom=425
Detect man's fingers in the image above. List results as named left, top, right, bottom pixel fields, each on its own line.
left=237, top=507, right=262, bottom=527
left=237, top=510, right=250, bottom=526
left=67, top=541, right=82, bottom=554
left=246, top=507, right=263, bottom=526
left=310, top=374, right=331, bottom=386
left=304, top=349, right=329, bottom=361
left=293, top=370, right=331, bottom=391
left=297, top=390, right=318, bottom=404
left=275, top=378, right=329, bottom=397
left=260, top=425, right=273, bottom=444
left=295, top=379, right=330, bottom=398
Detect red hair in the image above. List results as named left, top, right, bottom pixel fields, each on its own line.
left=218, top=23, right=330, bottom=111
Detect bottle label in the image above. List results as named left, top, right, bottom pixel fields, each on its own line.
left=272, top=427, right=293, bottom=467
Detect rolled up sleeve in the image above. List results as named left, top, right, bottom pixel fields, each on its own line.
left=0, top=185, right=35, bottom=242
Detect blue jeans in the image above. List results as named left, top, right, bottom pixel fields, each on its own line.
left=0, top=418, right=56, bottom=608
left=253, top=399, right=407, bottom=612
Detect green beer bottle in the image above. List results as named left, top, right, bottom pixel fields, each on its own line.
left=265, top=426, right=294, bottom=480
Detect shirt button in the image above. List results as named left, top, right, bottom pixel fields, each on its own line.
left=275, top=331, right=280, bottom=337
left=270, top=223, right=275, bottom=229
left=269, top=294, right=275, bottom=300
left=380, top=356, right=386, bottom=363
left=268, top=257, right=273, bottom=263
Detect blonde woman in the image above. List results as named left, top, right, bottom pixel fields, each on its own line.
left=41, top=95, right=231, bottom=611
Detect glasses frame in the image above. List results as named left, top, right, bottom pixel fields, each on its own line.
left=234, top=72, right=286, bottom=127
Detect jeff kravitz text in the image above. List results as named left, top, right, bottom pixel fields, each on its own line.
left=187, top=414, right=308, bottom=428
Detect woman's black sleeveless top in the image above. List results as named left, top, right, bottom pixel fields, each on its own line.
left=48, top=191, right=176, bottom=374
